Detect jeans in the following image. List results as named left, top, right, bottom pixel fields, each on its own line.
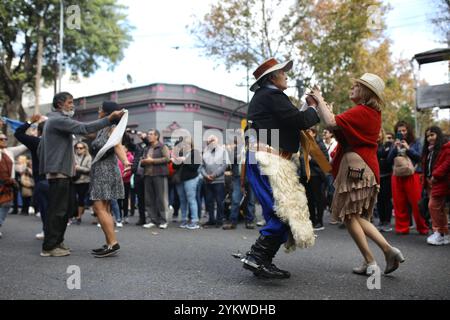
left=230, top=176, right=255, bottom=224
left=204, top=182, right=225, bottom=225
left=176, top=176, right=200, bottom=223
left=0, top=204, right=11, bottom=226
left=111, top=199, right=121, bottom=222
left=34, top=179, right=49, bottom=231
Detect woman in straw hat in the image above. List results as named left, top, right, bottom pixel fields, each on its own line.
left=241, top=57, right=320, bottom=279
left=308, top=74, right=405, bottom=275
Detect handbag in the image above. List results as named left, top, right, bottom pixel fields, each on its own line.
left=393, top=155, right=415, bottom=177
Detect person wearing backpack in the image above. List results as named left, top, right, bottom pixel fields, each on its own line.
left=387, top=120, right=429, bottom=235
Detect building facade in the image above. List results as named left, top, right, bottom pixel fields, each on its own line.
left=66, top=83, right=247, bottom=146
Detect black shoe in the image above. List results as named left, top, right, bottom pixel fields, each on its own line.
left=202, top=221, right=216, bottom=228
left=313, top=223, right=325, bottom=231
left=242, top=255, right=289, bottom=279
left=93, top=243, right=120, bottom=258
left=267, top=263, right=291, bottom=278
left=135, top=220, right=145, bottom=226
left=91, top=244, right=108, bottom=254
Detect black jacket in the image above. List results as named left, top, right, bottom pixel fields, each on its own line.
left=173, top=149, right=201, bottom=182
left=14, top=122, right=45, bottom=182
left=247, top=87, right=320, bottom=153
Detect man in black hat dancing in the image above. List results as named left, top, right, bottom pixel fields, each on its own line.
left=241, top=58, right=320, bottom=279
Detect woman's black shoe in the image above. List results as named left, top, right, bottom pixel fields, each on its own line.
left=91, top=244, right=108, bottom=254
left=93, top=243, right=120, bottom=258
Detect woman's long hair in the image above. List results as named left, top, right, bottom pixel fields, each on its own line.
left=394, top=120, right=416, bottom=144
left=421, top=126, right=447, bottom=167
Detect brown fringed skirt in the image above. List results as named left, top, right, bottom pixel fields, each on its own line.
left=331, top=152, right=379, bottom=221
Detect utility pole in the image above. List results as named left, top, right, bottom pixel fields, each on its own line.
left=58, top=0, right=64, bottom=92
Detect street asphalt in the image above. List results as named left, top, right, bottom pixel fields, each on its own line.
left=0, top=209, right=449, bottom=300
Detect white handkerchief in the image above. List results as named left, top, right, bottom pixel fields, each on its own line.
left=92, top=110, right=129, bottom=165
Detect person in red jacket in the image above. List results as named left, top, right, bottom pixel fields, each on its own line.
left=422, top=126, right=449, bottom=245
left=310, top=73, right=405, bottom=276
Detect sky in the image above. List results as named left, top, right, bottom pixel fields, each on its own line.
left=30, top=0, right=449, bottom=119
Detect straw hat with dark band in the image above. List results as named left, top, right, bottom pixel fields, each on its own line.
left=250, top=58, right=293, bottom=92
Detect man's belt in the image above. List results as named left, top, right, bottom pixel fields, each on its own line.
left=249, top=143, right=293, bottom=160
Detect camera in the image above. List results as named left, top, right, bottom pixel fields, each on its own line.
left=395, top=132, right=403, bottom=140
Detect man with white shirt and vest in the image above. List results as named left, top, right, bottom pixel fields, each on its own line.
left=241, top=58, right=321, bottom=279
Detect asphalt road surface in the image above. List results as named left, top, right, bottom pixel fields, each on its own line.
left=0, top=210, right=449, bottom=300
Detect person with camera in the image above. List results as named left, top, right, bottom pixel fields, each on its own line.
left=387, top=120, right=429, bottom=235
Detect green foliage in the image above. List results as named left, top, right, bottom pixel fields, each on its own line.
left=0, top=0, right=133, bottom=119
left=191, top=0, right=420, bottom=131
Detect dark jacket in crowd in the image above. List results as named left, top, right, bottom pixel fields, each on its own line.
left=377, top=142, right=393, bottom=177
left=246, top=86, right=320, bottom=153
left=132, top=140, right=148, bottom=177
left=14, top=122, right=45, bottom=182
left=173, top=149, right=201, bottom=182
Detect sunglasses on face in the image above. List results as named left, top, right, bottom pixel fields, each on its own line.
left=0, top=138, right=8, bottom=141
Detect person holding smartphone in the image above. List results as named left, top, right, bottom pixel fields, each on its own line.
left=387, top=121, right=429, bottom=235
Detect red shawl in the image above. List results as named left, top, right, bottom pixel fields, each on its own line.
left=332, top=104, right=381, bottom=184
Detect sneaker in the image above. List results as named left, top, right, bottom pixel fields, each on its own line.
left=35, top=231, right=44, bottom=240
left=179, top=221, right=189, bottom=229
left=97, top=223, right=101, bottom=228
left=444, top=235, right=450, bottom=245
left=28, top=207, right=35, bottom=215
left=0, top=231, right=2, bottom=238
left=143, top=223, right=156, bottom=229
left=380, top=224, right=393, bottom=233
left=427, top=231, right=448, bottom=246
left=91, top=244, right=108, bottom=254
left=124, top=217, right=129, bottom=224
left=186, top=223, right=200, bottom=230
left=40, top=247, right=70, bottom=257
left=256, top=220, right=266, bottom=227
left=313, top=223, right=325, bottom=231
left=36, top=212, right=41, bottom=218
left=93, top=243, right=120, bottom=258
left=58, top=242, right=71, bottom=251
left=159, top=223, right=168, bottom=229
left=116, top=222, right=123, bottom=228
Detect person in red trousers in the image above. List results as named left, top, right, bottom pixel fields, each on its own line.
left=421, top=126, right=449, bottom=245
left=387, top=121, right=429, bottom=235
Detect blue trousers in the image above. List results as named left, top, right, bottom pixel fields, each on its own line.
left=246, top=151, right=289, bottom=242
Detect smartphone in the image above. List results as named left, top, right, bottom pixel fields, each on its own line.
left=395, top=132, right=403, bottom=140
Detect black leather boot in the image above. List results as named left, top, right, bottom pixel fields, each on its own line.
left=242, top=235, right=290, bottom=279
